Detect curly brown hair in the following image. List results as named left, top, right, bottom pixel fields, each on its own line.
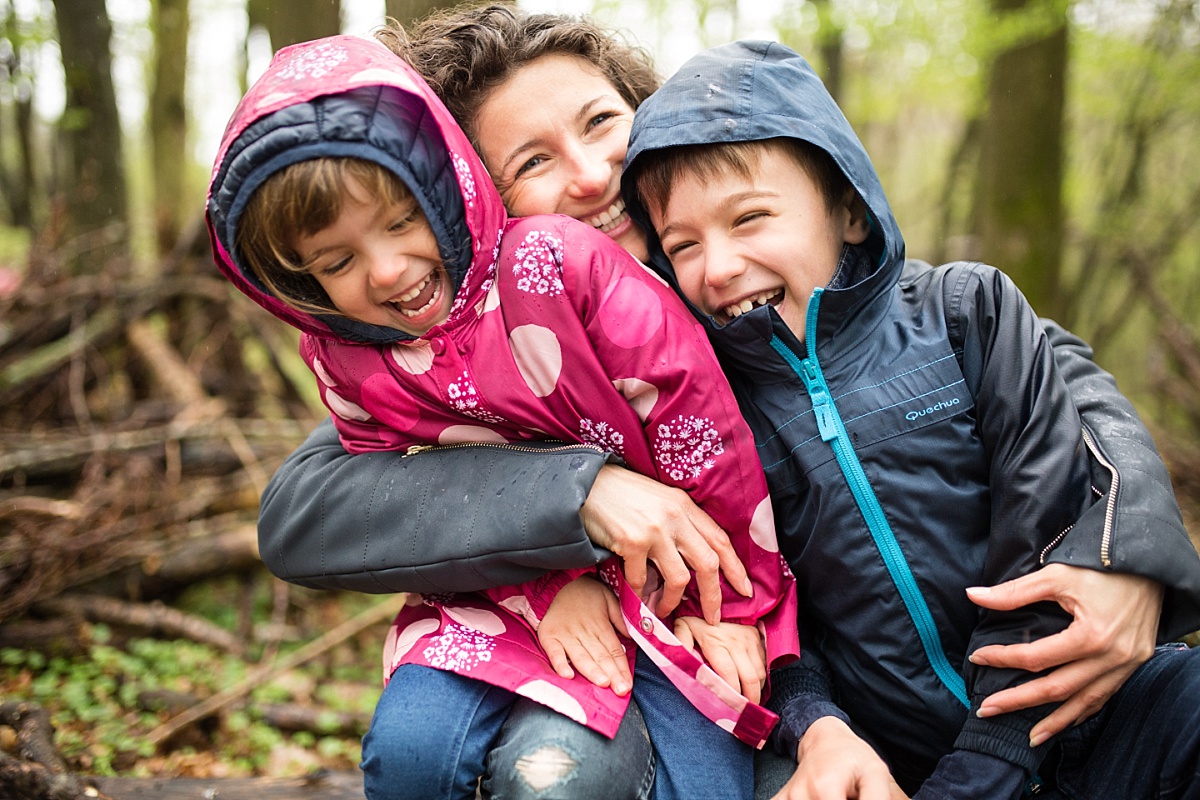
left=376, top=3, right=659, bottom=148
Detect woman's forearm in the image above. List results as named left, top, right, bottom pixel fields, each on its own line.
left=257, top=418, right=609, bottom=593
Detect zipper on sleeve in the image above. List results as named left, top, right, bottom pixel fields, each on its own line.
left=771, top=288, right=969, bottom=708
left=1079, top=427, right=1118, bottom=568
left=404, top=441, right=608, bottom=458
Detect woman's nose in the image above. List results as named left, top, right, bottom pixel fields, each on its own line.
left=564, top=145, right=612, bottom=199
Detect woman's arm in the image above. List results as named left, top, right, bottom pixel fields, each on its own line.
left=257, top=417, right=607, bottom=594
left=258, top=418, right=748, bottom=617
left=967, top=319, right=1200, bottom=741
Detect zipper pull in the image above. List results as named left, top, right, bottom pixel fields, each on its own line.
left=799, top=359, right=838, bottom=443
left=405, top=444, right=435, bottom=456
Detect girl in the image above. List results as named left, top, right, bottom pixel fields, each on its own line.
left=207, top=34, right=797, bottom=800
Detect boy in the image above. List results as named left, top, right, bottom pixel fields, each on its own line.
left=208, top=34, right=798, bottom=798
left=621, top=40, right=1200, bottom=799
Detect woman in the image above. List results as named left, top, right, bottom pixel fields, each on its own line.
left=257, top=6, right=1197, bottom=799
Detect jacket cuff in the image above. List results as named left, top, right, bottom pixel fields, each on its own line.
left=911, top=749, right=1027, bottom=800
left=953, top=705, right=1049, bottom=774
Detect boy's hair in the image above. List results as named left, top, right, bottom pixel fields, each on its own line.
left=633, top=138, right=854, bottom=221
left=376, top=4, right=659, bottom=147
left=236, top=157, right=414, bottom=317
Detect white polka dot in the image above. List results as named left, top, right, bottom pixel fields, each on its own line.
left=438, top=425, right=508, bottom=444
left=349, top=67, right=408, bottom=85
left=749, top=497, right=779, bottom=553
left=312, top=358, right=337, bottom=387
left=324, top=388, right=371, bottom=422
left=390, top=342, right=434, bottom=374
left=612, top=378, right=659, bottom=421
left=515, top=680, right=588, bottom=725
left=509, top=325, right=562, bottom=397
left=482, top=281, right=501, bottom=314
left=443, top=606, right=507, bottom=635
left=389, top=618, right=440, bottom=661
left=497, top=595, right=539, bottom=628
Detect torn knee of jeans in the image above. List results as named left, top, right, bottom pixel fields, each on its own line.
left=514, top=745, right=578, bottom=792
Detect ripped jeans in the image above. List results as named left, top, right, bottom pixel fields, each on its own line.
left=361, top=662, right=654, bottom=800
left=362, top=652, right=753, bottom=799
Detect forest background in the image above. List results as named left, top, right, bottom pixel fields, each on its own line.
left=0, top=0, right=1198, bottom=797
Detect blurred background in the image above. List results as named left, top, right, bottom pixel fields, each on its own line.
left=0, top=0, right=1197, bottom=789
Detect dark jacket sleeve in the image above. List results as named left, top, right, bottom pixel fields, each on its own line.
left=257, top=417, right=611, bottom=593
left=949, top=263, right=1086, bottom=770
left=1039, top=319, right=1200, bottom=641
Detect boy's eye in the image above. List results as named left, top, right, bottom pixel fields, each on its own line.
left=664, top=240, right=695, bottom=260
left=735, top=211, right=769, bottom=226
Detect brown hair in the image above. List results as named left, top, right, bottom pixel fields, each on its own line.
left=632, top=138, right=853, bottom=221
left=236, top=157, right=414, bottom=316
left=376, top=3, right=659, bottom=146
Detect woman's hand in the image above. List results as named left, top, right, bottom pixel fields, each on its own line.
left=673, top=617, right=766, bottom=703
left=772, top=716, right=907, bottom=800
left=538, top=575, right=632, bottom=696
left=581, top=464, right=752, bottom=624
left=967, top=563, right=1162, bottom=744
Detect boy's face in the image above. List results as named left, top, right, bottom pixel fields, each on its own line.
left=649, top=143, right=868, bottom=337
left=292, top=177, right=451, bottom=336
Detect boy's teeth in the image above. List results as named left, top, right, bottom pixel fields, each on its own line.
left=723, top=290, right=781, bottom=319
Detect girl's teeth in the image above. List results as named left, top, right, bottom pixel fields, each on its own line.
left=397, top=274, right=430, bottom=303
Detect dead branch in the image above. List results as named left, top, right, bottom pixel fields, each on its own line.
left=145, top=598, right=401, bottom=750
left=0, top=619, right=88, bottom=657
left=33, top=594, right=245, bottom=656
left=0, top=702, right=112, bottom=800
left=257, top=704, right=371, bottom=738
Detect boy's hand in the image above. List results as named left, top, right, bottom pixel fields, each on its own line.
left=581, top=464, right=752, bottom=625
left=772, top=716, right=906, bottom=800
left=538, top=575, right=632, bottom=696
left=967, top=563, right=1161, bottom=745
left=674, top=616, right=766, bottom=704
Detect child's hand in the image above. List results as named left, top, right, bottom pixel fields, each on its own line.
left=674, top=616, right=766, bottom=704
left=538, top=575, right=632, bottom=696
left=772, top=716, right=906, bottom=800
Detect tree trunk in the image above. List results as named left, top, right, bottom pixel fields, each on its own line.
left=50, top=0, right=128, bottom=271
left=811, top=0, right=844, bottom=104
left=265, top=0, right=341, bottom=50
left=971, top=0, right=1068, bottom=319
left=150, top=0, right=190, bottom=256
left=384, top=0, right=451, bottom=26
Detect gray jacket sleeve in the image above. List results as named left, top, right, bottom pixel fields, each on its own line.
left=1041, top=319, right=1200, bottom=640
left=257, top=417, right=610, bottom=593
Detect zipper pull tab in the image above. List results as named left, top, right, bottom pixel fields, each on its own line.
left=799, top=360, right=838, bottom=442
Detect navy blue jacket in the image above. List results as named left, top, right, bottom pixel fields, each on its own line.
left=621, top=40, right=1200, bottom=796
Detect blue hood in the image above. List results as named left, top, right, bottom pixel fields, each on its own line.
left=622, top=40, right=905, bottom=357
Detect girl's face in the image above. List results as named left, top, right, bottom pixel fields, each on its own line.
left=473, top=54, right=648, bottom=262
left=293, top=177, right=451, bottom=336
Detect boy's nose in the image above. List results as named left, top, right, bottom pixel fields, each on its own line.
left=703, top=245, right=747, bottom=288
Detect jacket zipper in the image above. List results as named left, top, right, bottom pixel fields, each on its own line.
left=770, top=288, right=969, bottom=708
left=1079, top=427, right=1118, bottom=568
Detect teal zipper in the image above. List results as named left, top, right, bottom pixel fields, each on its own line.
left=770, top=288, right=969, bottom=708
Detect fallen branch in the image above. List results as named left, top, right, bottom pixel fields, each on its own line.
left=34, top=594, right=245, bottom=656
left=0, top=701, right=112, bottom=800
left=258, top=704, right=371, bottom=738
left=145, top=597, right=400, bottom=750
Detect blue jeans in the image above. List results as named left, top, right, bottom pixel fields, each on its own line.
left=1039, top=644, right=1200, bottom=799
left=632, top=651, right=755, bottom=800
left=361, top=664, right=654, bottom=800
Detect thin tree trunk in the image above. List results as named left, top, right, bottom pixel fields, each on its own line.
left=265, top=0, right=341, bottom=50
left=971, top=0, right=1068, bottom=319
left=50, top=0, right=128, bottom=271
left=151, top=0, right=190, bottom=256
left=384, top=0, right=451, bottom=26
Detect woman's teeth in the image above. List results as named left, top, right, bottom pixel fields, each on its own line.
left=723, top=290, right=782, bottom=319
left=587, top=200, right=626, bottom=233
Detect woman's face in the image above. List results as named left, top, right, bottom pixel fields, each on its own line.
left=473, top=54, right=647, bottom=262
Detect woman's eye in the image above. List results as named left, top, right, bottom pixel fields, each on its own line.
left=587, top=112, right=614, bottom=130
left=514, top=155, right=547, bottom=179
